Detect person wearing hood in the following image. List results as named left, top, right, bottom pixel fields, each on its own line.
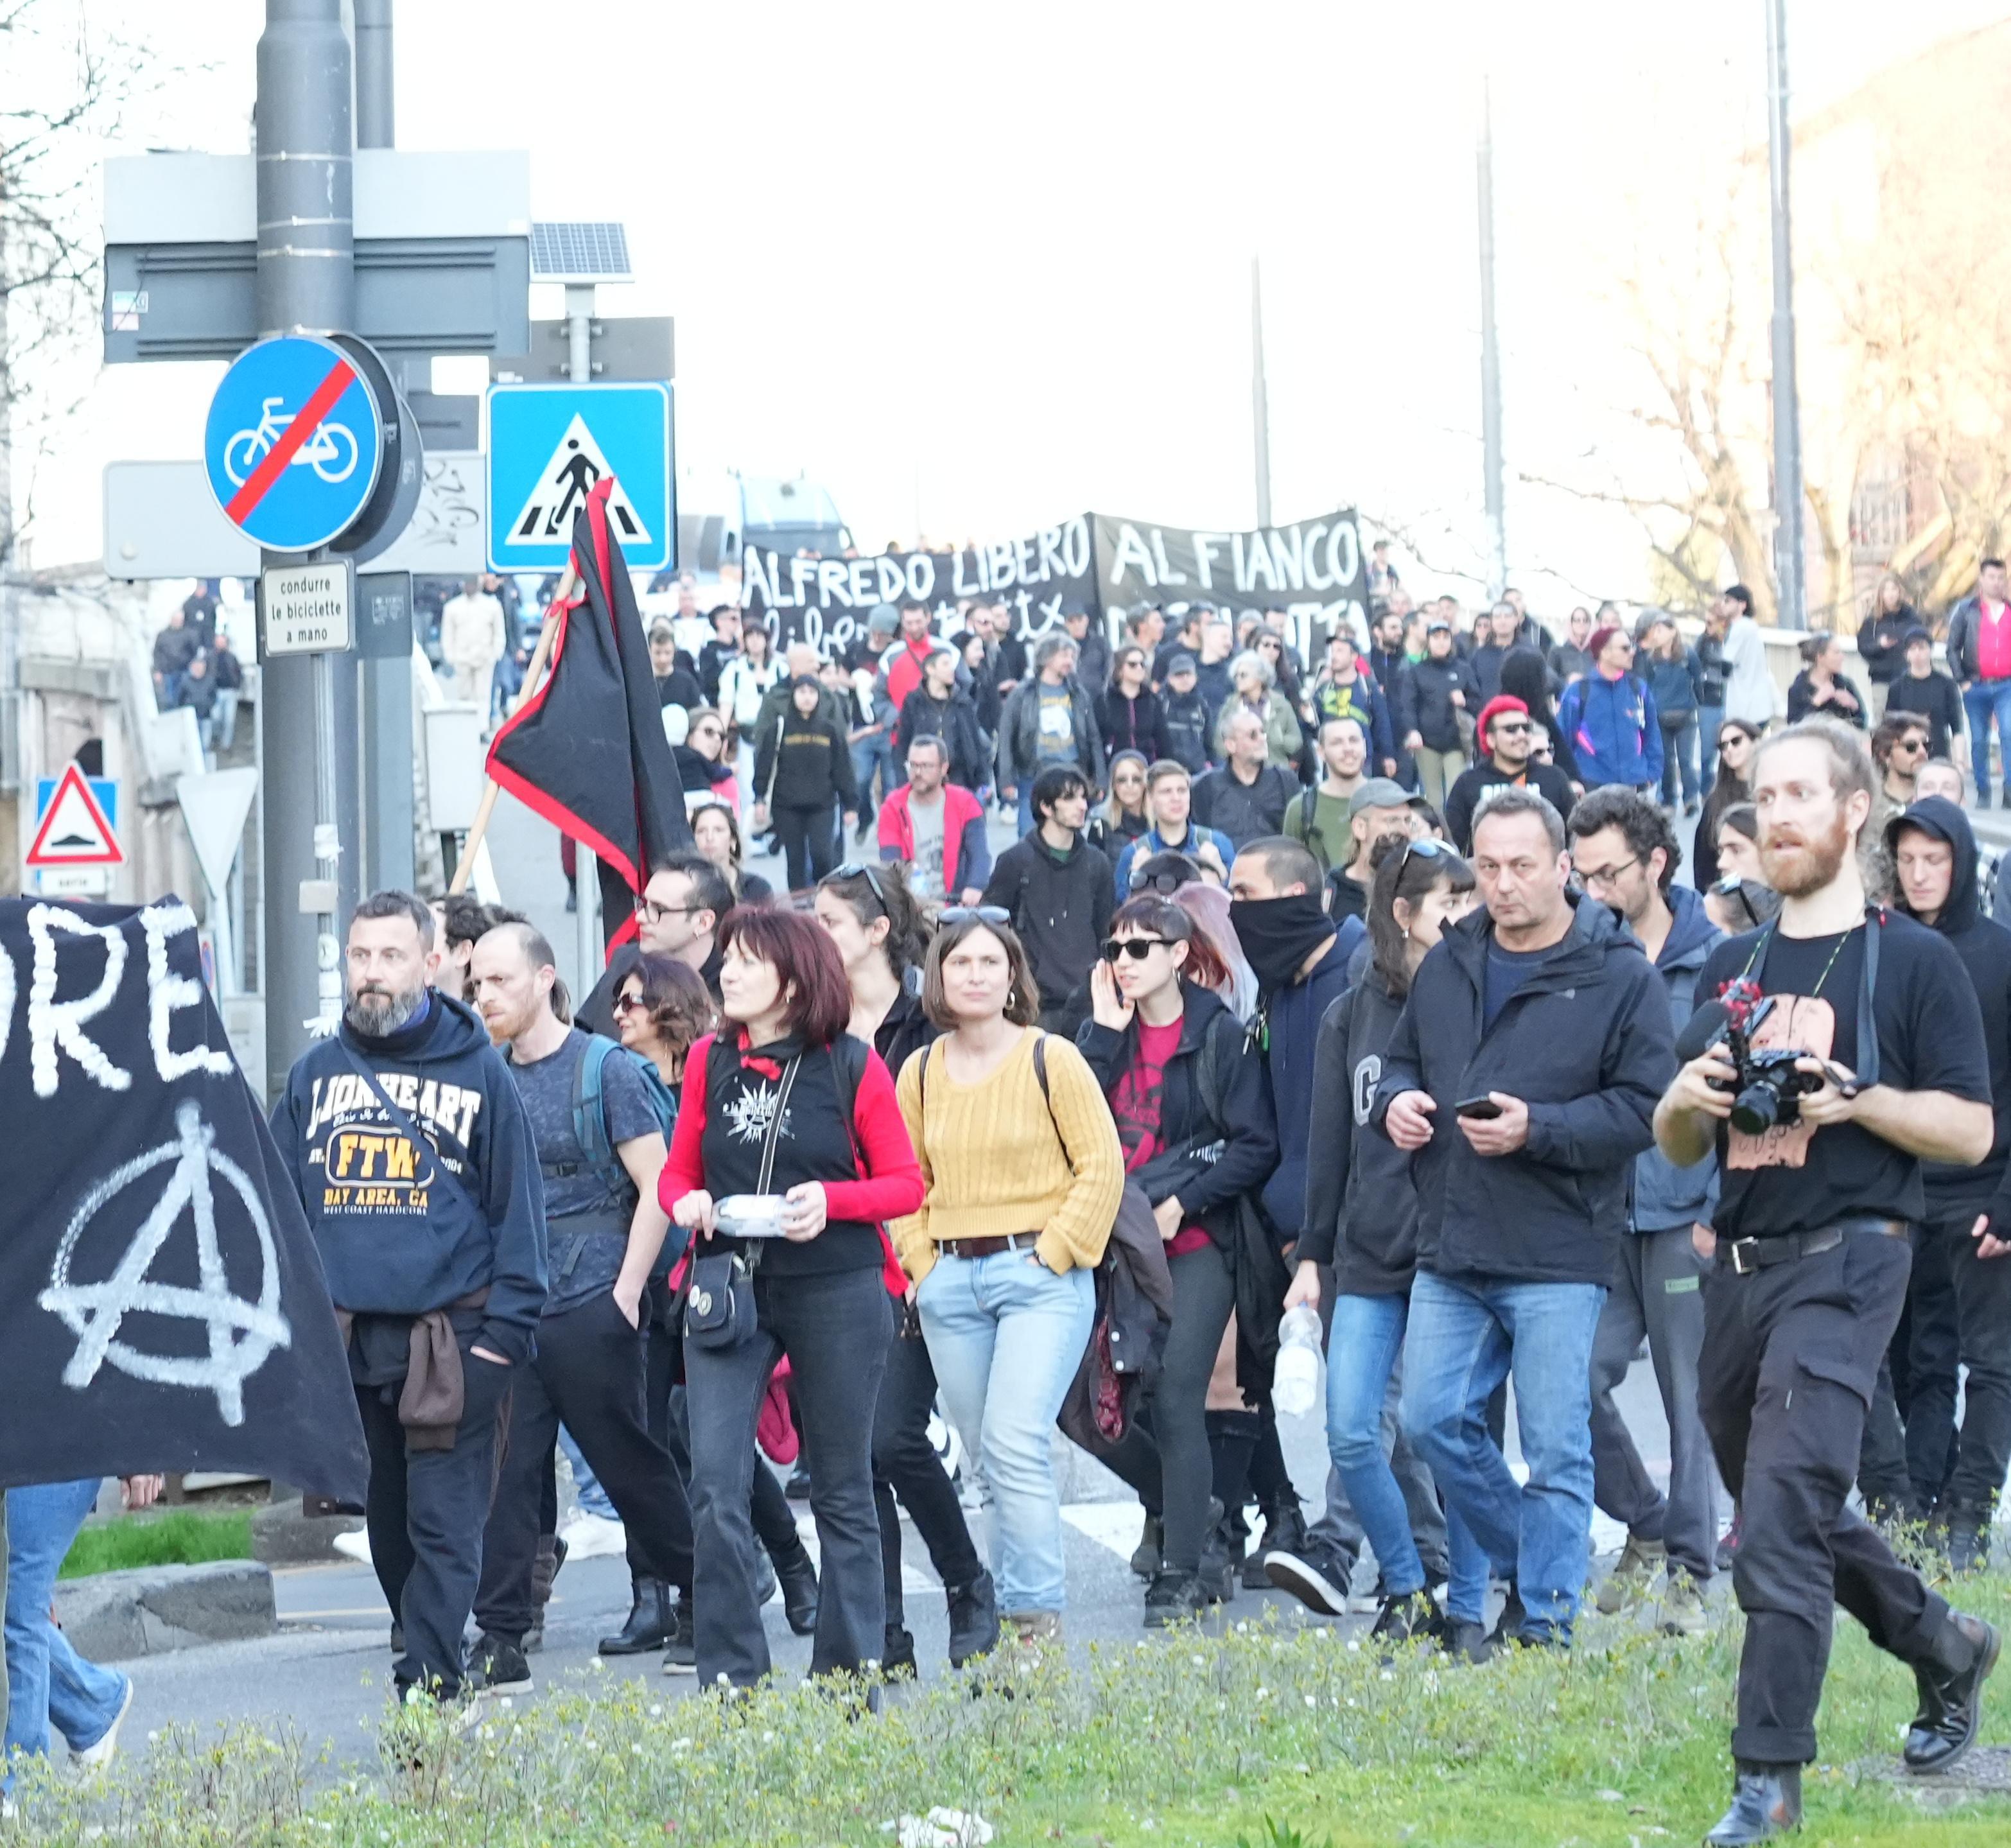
left=1567, top=789, right=1723, bottom=1635
left=982, top=765, right=1115, bottom=1032
left=1376, top=788, right=1675, bottom=1652
left=1076, top=898, right=1279, bottom=1624
left=753, top=674, right=859, bottom=891
left=894, top=647, right=988, bottom=793
left=270, top=891, right=548, bottom=1705
left=1226, top=838, right=1373, bottom=1609
left=1885, top=797, right=2011, bottom=1574
left=1289, top=835, right=1482, bottom=1650
left=1553, top=623, right=1664, bottom=794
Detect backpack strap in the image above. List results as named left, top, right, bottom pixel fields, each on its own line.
left=570, top=1032, right=619, bottom=1182
left=919, top=1031, right=1062, bottom=1147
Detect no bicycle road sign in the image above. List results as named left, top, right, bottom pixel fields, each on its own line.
left=204, top=336, right=384, bottom=554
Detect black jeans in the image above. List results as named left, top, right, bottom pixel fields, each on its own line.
left=474, top=1293, right=694, bottom=1641
left=356, top=1343, right=514, bottom=1697
left=1940, top=1208, right=2011, bottom=1519
left=1859, top=1219, right=1963, bottom=1519
left=1698, top=1230, right=1951, bottom=1765
left=773, top=803, right=838, bottom=893
left=685, top=1266, right=892, bottom=1684
left=1101, top=1240, right=1238, bottom=1572
left=874, top=1309, right=983, bottom=1628
left=660, top=1345, right=804, bottom=1567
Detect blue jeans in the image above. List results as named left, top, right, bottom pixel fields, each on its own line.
left=1399, top=1271, right=1606, bottom=1641
left=6, top=1479, right=130, bottom=1775
left=918, top=1251, right=1093, bottom=1617
left=1326, top=1293, right=1489, bottom=1618
left=1696, top=704, right=1723, bottom=798
left=851, top=731, right=898, bottom=814
left=1963, top=679, right=2011, bottom=797
left=1659, top=717, right=1700, bottom=805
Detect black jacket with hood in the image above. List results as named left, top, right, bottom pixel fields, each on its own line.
left=982, top=828, right=1115, bottom=1007
left=271, top=990, right=549, bottom=1364
left=1885, top=796, right=2011, bottom=1226
left=1076, top=982, right=1278, bottom=1253
left=755, top=682, right=860, bottom=812
left=1302, top=964, right=1422, bottom=1294
left=1370, top=892, right=1675, bottom=1286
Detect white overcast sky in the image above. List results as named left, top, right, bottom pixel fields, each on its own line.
left=22, top=0, right=2011, bottom=611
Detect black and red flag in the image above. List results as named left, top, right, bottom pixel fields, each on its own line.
left=485, top=476, right=690, bottom=957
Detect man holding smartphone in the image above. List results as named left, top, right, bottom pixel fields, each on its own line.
left=1374, top=787, right=1673, bottom=1657
left=1657, top=721, right=1999, bottom=1846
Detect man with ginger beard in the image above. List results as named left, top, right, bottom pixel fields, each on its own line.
left=1655, top=718, right=2001, bottom=1844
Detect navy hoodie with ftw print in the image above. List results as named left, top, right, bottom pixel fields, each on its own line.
left=270, top=990, right=548, bottom=1363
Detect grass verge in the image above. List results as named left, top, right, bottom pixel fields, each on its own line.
left=10, top=1573, right=2011, bottom=1845
left=57, top=1508, right=254, bottom=1581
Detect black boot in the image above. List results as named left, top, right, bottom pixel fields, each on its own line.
left=946, top=1568, right=1000, bottom=1667
left=1143, top=1569, right=1209, bottom=1628
left=1904, top=1609, right=2001, bottom=1774
left=1947, top=1521, right=1990, bottom=1577
left=659, top=1596, right=696, bottom=1675
left=773, top=1539, right=820, bottom=1636
left=1129, top=1514, right=1163, bottom=1579
left=1704, top=1763, right=1802, bottom=1845
left=882, top=1623, right=918, bottom=1680
left=598, top=1576, right=672, bottom=1655
left=1246, top=1501, right=1307, bottom=1591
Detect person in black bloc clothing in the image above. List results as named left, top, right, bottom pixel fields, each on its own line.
left=1882, top=798, right=2011, bottom=1572
left=464, top=921, right=693, bottom=1696
left=1655, top=719, right=2001, bottom=1846
left=270, top=891, right=547, bottom=1706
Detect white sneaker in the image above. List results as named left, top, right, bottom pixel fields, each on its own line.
left=333, top=1527, right=372, bottom=1564
left=75, top=1675, right=135, bottom=1770
left=557, top=1512, right=627, bottom=1560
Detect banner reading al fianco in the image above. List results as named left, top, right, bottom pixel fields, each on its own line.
left=741, top=507, right=1366, bottom=660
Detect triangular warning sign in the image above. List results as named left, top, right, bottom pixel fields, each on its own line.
left=505, top=414, right=652, bottom=548
left=28, top=764, right=124, bottom=867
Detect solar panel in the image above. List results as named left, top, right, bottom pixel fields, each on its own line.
left=528, top=222, right=632, bottom=283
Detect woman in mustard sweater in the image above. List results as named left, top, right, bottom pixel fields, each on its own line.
left=893, top=909, right=1124, bottom=1647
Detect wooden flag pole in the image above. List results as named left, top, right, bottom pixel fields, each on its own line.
left=447, top=562, right=577, bottom=895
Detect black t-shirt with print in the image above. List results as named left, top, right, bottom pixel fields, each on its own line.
left=1698, top=914, right=1991, bottom=1238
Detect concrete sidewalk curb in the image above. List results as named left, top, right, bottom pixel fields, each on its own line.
left=54, top=1561, right=276, bottom=1661
left=250, top=1495, right=365, bottom=1565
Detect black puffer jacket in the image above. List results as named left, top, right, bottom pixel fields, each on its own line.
left=1408, top=654, right=1480, bottom=753
left=1371, top=893, right=1674, bottom=1286
left=1075, top=984, right=1278, bottom=1251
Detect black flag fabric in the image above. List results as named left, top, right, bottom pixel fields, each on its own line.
left=0, top=897, right=367, bottom=1499
left=487, top=476, right=692, bottom=954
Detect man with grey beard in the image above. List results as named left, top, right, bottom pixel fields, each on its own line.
left=270, top=889, right=546, bottom=1707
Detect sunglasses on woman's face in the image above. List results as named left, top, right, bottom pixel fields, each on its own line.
left=613, top=991, right=647, bottom=1016
left=1101, top=936, right=1167, bottom=963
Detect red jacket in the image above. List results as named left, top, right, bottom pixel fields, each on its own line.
left=878, top=783, right=986, bottom=896
left=884, top=636, right=936, bottom=712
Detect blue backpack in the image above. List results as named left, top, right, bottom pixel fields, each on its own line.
left=571, top=1035, right=680, bottom=1268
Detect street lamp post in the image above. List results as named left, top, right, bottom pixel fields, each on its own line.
left=1766, top=0, right=1807, bottom=630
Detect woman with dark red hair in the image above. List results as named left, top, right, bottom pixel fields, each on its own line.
left=660, top=907, right=923, bottom=1689
left=1075, top=895, right=1278, bottom=1627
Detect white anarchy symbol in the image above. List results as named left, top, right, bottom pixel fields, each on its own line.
left=39, top=1100, right=292, bottom=1425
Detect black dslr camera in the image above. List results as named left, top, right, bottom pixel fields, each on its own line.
left=1709, top=978, right=1843, bottom=1135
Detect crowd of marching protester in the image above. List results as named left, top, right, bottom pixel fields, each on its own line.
left=35, top=556, right=2011, bottom=1844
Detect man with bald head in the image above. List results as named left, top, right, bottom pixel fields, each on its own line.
left=466, top=921, right=693, bottom=1691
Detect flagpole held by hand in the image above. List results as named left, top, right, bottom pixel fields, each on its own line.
left=449, top=564, right=577, bottom=895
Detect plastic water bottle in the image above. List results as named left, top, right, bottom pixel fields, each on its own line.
left=1272, top=1304, right=1324, bottom=1418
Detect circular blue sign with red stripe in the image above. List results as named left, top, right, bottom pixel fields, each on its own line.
left=204, top=335, right=383, bottom=552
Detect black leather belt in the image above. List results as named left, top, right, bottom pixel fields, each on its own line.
left=1722, top=1216, right=1908, bottom=1277
left=938, top=1232, right=1041, bottom=1259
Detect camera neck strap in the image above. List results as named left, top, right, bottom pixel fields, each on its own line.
left=1741, top=905, right=1882, bottom=1092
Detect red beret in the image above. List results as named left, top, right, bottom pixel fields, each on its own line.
left=1476, top=694, right=1530, bottom=740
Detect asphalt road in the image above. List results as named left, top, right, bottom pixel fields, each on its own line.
left=110, top=787, right=1682, bottom=1772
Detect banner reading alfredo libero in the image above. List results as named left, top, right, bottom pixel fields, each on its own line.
left=741, top=518, right=1100, bottom=649
left=0, top=898, right=367, bottom=1497
left=742, top=507, right=1367, bottom=660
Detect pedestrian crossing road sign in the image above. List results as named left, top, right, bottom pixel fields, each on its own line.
left=487, top=382, right=672, bottom=571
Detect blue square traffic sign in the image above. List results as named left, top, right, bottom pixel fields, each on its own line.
left=487, top=383, right=673, bottom=571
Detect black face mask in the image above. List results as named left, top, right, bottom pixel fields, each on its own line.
left=1229, top=893, right=1334, bottom=989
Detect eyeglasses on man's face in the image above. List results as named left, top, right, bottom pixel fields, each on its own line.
left=636, top=898, right=700, bottom=925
